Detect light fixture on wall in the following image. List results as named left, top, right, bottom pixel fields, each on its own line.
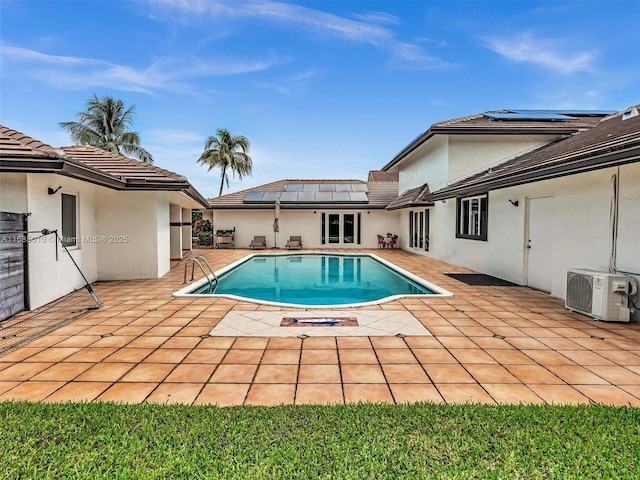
left=48, top=186, right=62, bottom=195
left=440, top=199, right=447, bottom=204
left=508, top=199, right=519, bottom=207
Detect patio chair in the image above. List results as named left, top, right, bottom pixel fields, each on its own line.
left=388, top=235, right=398, bottom=249
left=377, top=234, right=386, bottom=249
left=249, top=235, right=267, bottom=249
left=285, top=235, right=302, bottom=250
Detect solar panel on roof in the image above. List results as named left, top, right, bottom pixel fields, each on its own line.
left=352, top=184, right=369, bottom=192
left=243, top=191, right=265, bottom=202
left=262, top=192, right=281, bottom=201
left=297, top=192, right=316, bottom=202
left=485, top=112, right=573, bottom=121
left=348, top=192, right=369, bottom=202
left=332, top=192, right=350, bottom=201
left=315, top=192, right=333, bottom=202
left=279, top=191, right=298, bottom=202
left=318, top=184, right=336, bottom=192
left=335, top=184, right=352, bottom=192
left=286, top=184, right=304, bottom=192
left=303, top=184, right=319, bottom=192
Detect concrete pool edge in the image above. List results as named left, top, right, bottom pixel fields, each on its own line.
left=173, top=252, right=453, bottom=308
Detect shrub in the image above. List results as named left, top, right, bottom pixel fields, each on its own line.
left=197, top=231, right=212, bottom=245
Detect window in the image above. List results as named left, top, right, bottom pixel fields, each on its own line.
left=456, top=194, right=488, bottom=241
left=61, top=193, right=77, bottom=247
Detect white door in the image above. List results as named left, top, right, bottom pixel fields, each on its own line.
left=526, top=196, right=554, bottom=293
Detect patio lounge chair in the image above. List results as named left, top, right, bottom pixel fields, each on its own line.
left=285, top=235, right=302, bottom=250
left=249, top=235, right=267, bottom=249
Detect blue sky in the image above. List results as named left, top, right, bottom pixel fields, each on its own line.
left=2, top=0, right=638, bottom=198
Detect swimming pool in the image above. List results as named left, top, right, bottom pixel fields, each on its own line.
left=174, top=253, right=452, bottom=308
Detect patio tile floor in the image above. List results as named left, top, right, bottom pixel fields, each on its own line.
left=1, top=248, right=640, bottom=406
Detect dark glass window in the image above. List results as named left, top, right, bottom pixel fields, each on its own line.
left=61, top=193, right=77, bottom=247
left=328, top=214, right=340, bottom=243
left=343, top=214, right=354, bottom=243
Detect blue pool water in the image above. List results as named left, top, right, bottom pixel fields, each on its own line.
left=189, top=254, right=439, bottom=306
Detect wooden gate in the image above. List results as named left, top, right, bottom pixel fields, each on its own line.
left=0, top=212, right=29, bottom=321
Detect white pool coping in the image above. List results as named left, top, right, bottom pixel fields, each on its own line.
left=173, top=252, right=453, bottom=308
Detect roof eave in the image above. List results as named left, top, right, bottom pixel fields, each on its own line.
left=0, top=157, right=65, bottom=172
left=381, top=125, right=586, bottom=172
left=209, top=203, right=387, bottom=210
left=427, top=145, right=640, bottom=201
left=385, top=201, right=435, bottom=211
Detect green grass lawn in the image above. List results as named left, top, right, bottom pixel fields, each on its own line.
left=2, top=401, right=639, bottom=479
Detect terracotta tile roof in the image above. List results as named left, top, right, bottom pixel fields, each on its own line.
left=60, top=145, right=188, bottom=187
left=382, top=109, right=613, bottom=171
left=209, top=178, right=398, bottom=210
left=426, top=106, right=640, bottom=200
left=368, top=170, right=398, bottom=182
left=386, top=183, right=432, bottom=211
left=0, top=125, right=209, bottom=207
left=0, top=125, right=65, bottom=161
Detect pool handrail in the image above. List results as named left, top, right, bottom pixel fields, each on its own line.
left=183, top=255, right=218, bottom=293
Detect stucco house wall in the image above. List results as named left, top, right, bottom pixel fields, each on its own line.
left=17, top=173, right=99, bottom=310
left=0, top=173, right=201, bottom=309
left=95, top=190, right=163, bottom=280
left=416, top=163, right=640, bottom=320
left=397, top=136, right=448, bottom=193
left=212, top=208, right=400, bottom=249
left=447, top=134, right=558, bottom=184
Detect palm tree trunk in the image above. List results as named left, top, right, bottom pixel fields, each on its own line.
left=218, top=164, right=227, bottom=197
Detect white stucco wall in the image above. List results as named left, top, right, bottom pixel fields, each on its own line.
left=22, top=174, right=99, bottom=310
left=211, top=208, right=400, bottom=249
left=0, top=173, right=28, bottom=212
left=95, top=190, right=161, bottom=280
left=411, top=164, right=640, bottom=320
left=1, top=173, right=202, bottom=310
left=447, top=134, right=560, bottom=184
left=156, top=194, right=171, bottom=277
left=395, top=136, right=448, bottom=193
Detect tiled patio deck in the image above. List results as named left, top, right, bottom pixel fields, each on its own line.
left=1, top=248, right=640, bottom=406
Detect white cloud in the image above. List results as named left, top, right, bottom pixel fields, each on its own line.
left=484, top=31, right=597, bottom=75
left=145, top=0, right=450, bottom=69
left=352, top=11, right=401, bottom=26
left=1, top=43, right=288, bottom=94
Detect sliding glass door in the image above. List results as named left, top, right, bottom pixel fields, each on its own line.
left=322, top=212, right=360, bottom=245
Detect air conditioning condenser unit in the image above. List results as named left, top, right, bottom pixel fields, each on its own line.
left=565, top=269, right=631, bottom=322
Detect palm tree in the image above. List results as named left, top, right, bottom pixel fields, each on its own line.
left=59, top=94, right=153, bottom=164
left=198, top=128, right=253, bottom=197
